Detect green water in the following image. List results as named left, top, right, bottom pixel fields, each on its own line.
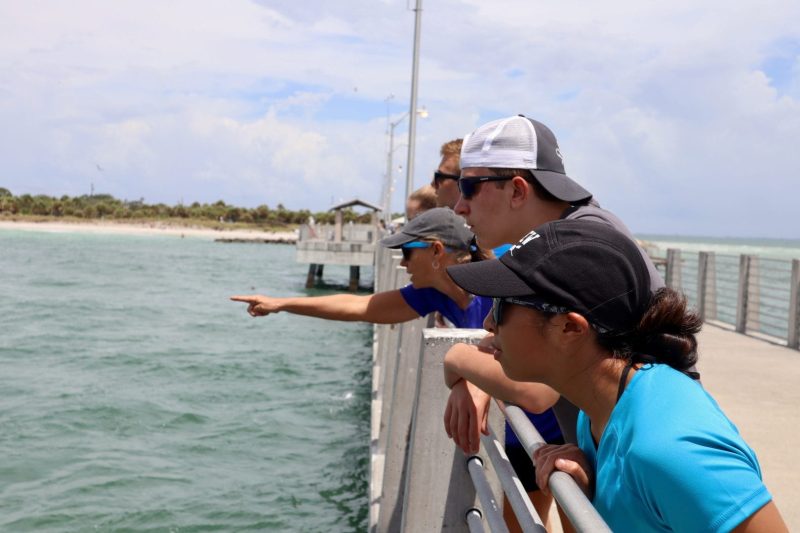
left=0, top=229, right=371, bottom=531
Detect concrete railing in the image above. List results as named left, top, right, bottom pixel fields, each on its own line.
left=370, top=246, right=610, bottom=532
left=663, top=251, right=800, bottom=349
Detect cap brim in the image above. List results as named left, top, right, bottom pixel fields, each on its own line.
left=532, top=170, right=593, bottom=203
left=380, top=231, right=416, bottom=248
left=446, top=260, right=535, bottom=297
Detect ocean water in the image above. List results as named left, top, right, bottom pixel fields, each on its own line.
left=638, top=234, right=800, bottom=262
left=0, top=229, right=372, bottom=532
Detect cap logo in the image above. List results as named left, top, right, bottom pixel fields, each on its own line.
left=555, top=147, right=563, bottom=162
left=509, top=230, right=540, bottom=256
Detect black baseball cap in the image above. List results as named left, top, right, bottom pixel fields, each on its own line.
left=380, top=207, right=474, bottom=250
left=446, top=219, right=651, bottom=333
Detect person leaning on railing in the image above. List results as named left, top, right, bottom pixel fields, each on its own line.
left=231, top=207, right=493, bottom=329
left=446, top=218, right=787, bottom=533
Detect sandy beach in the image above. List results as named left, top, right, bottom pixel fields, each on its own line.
left=0, top=219, right=297, bottom=242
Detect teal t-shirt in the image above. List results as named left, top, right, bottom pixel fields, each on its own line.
left=578, top=364, right=771, bottom=532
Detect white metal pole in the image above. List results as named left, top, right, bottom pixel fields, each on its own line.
left=404, top=0, right=423, bottom=202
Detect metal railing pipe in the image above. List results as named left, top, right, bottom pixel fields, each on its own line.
left=479, top=429, right=546, bottom=532
left=466, top=508, right=486, bottom=533
left=467, top=456, right=509, bottom=533
left=498, top=401, right=613, bottom=533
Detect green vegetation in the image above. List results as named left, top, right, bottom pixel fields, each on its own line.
left=0, top=189, right=377, bottom=229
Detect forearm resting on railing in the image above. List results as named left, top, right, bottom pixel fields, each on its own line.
left=444, top=342, right=560, bottom=413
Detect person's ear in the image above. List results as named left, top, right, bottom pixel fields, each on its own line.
left=431, top=240, right=446, bottom=257
left=561, top=312, right=591, bottom=338
left=509, top=175, right=532, bottom=208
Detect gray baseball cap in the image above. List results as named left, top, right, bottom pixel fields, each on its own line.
left=380, top=207, right=474, bottom=250
left=460, top=114, right=593, bottom=203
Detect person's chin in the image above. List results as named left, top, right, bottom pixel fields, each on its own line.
left=475, top=233, right=501, bottom=250
left=499, top=360, right=523, bottom=381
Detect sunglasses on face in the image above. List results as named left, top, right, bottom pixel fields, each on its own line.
left=491, top=297, right=570, bottom=325
left=458, top=176, right=512, bottom=199
left=433, top=171, right=460, bottom=186
left=401, top=241, right=432, bottom=260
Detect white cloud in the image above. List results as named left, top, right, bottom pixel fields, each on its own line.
left=0, top=0, right=798, bottom=236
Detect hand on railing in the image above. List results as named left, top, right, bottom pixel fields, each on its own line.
left=443, top=379, right=490, bottom=455
left=533, top=444, right=593, bottom=499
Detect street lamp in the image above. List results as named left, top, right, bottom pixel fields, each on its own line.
left=382, top=107, right=428, bottom=224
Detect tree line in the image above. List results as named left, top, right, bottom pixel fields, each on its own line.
left=0, top=188, right=376, bottom=226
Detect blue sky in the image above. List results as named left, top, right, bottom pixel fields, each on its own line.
left=1, top=0, right=799, bottom=238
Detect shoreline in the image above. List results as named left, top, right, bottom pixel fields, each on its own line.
left=0, top=219, right=297, bottom=242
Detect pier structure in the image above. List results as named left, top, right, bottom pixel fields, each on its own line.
left=369, top=245, right=800, bottom=532
left=295, top=198, right=383, bottom=290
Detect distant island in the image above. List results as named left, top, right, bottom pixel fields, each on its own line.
left=0, top=188, right=379, bottom=232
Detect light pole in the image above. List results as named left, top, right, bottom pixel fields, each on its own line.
left=404, top=0, right=423, bottom=203
left=382, top=107, right=428, bottom=224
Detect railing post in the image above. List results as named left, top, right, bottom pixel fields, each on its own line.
left=696, top=252, right=717, bottom=321
left=736, top=255, right=752, bottom=333
left=665, top=248, right=681, bottom=290
left=697, top=252, right=709, bottom=319
left=789, top=259, right=800, bottom=350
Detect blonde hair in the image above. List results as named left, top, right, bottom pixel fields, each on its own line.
left=440, top=139, right=463, bottom=162
left=408, top=184, right=437, bottom=211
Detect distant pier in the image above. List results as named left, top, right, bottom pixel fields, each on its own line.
left=295, top=199, right=383, bottom=291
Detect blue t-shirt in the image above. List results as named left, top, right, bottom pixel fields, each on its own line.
left=578, top=364, right=771, bottom=532
left=399, top=284, right=493, bottom=328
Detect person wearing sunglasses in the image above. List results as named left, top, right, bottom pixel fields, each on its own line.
left=231, top=208, right=493, bottom=329
left=430, top=138, right=463, bottom=209
left=444, top=114, right=668, bottom=531
left=446, top=218, right=785, bottom=532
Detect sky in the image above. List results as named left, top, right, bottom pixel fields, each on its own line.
left=1, top=0, right=799, bottom=238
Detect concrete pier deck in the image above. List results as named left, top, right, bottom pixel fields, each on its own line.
left=695, top=323, right=799, bottom=529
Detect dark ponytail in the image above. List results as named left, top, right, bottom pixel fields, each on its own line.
left=597, top=288, right=702, bottom=374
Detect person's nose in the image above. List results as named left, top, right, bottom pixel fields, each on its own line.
left=454, top=195, right=468, bottom=216
left=483, top=310, right=496, bottom=333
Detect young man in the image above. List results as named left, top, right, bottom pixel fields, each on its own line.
left=430, top=138, right=463, bottom=209
left=443, top=114, right=665, bottom=530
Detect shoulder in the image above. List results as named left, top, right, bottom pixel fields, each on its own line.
left=613, top=366, right=769, bottom=529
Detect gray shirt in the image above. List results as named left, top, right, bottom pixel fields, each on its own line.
left=562, top=203, right=664, bottom=293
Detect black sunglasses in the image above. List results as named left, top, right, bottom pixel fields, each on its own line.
left=433, top=171, right=460, bottom=185
left=400, top=241, right=432, bottom=261
left=491, top=297, right=569, bottom=325
left=458, top=176, right=512, bottom=199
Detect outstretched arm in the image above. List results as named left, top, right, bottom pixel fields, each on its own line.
left=230, top=289, right=420, bottom=324
left=444, top=339, right=560, bottom=413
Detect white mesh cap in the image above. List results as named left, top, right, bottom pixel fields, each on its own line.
left=460, top=115, right=592, bottom=203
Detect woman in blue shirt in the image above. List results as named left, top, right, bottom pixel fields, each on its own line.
left=447, top=219, right=786, bottom=532
left=231, top=208, right=492, bottom=326
left=233, top=207, right=564, bottom=528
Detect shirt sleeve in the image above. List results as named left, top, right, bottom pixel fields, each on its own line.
left=398, top=284, right=437, bottom=318
left=632, top=432, right=772, bottom=532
